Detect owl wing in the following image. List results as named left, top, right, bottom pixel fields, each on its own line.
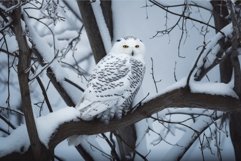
left=76, top=55, right=132, bottom=120
left=99, top=59, right=146, bottom=120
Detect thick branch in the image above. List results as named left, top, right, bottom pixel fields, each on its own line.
left=225, top=2, right=241, bottom=161
left=100, top=0, right=113, bottom=41
left=227, top=0, right=241, bottom=97
left=1, top=87, right=240, bottom=160
left=77, top=1, right=106, bottom=63
left=32, top=48, right=76, bottom=107
left=212, top=0, right=232, bottom=83
left=49, top=87, right=240, bottom=151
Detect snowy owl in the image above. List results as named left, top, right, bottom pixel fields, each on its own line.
left=77, top=36, right=145, bottom=122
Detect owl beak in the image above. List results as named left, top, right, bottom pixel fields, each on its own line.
left=131, top=51, right=134, bottom=56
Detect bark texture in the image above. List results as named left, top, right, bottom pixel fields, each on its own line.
left=77, top=1, right=106, bottom=63
left=11, top=6, right=51, bottom=161
left=211, top=1, right=241, bottom=160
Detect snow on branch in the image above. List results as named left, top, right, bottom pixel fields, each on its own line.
left=194, top=23, right=233, bottom=80
left=23, top=10, right=67, bottom=82
left=0, top=81, right=240, bottom=159
left=0, top=108, right=80, bottom=157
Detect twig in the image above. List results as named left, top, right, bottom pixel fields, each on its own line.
left=62, top=0, right=82, bottom=22
left=0, top=127, right=10, bottom=135
left=101, top=133, right=120, bottom=161
left=186, top=44, right=206, bottom=88
left=87, top=141, right=112, bottom=159
left=149, top=0, right=225, bottom=36
left=150, top=57, right=161, bottom=93
left=0, top=114, right=16, bottom=129
left=0, top=106, right=24, bottom=116
left=75, top=145, right=94, bottom=161
left=114, top=133, right=148, bottom=161
left=131, top=92, right=150, bottom=112
left=174, top=61, right=177, bottom=82
left=34, top=69, right=53, bottom=113
left=64, top=78, right=85, bottom=92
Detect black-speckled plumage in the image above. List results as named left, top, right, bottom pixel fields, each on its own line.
left=76, top=37, right=145, bottom=122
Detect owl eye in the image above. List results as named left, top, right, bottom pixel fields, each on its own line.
left=123, top=45, right=129, bottom=48
left=135, top=45, right=140, bottom=48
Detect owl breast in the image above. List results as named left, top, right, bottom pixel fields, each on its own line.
left=120, top=58, right=145, bottom=109
left=129, top=58, right=145, bottom=89
left=86, top=55, right=145, bottom=106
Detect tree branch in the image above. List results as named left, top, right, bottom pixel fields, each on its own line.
left=77, top=1, right=106, bottom=63
left=48, top=87, right=240, bottom=152
left=1, top=87, right=240, bottom=160
left=100, top=0, right=113, bottom=41
left=32, top=48, right=76, bottom=107
left=149, top=0, right=225, bottom=35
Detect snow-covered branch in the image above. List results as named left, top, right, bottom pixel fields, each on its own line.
left=1, top=83, right=240, bottom=160
left=194, top=23, right=233, bottom=81
left=40, top=86, right=241, bottom=149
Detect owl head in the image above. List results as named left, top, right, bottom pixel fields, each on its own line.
left=110, top=36, right=145, bottom=61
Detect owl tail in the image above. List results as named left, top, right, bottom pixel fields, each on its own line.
left=68, top=100, right=117, bottom=145
left=77, top=99, right=118, bottom=121
left=80, top=102, right=112, bottom=120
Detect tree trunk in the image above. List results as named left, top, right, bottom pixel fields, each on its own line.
left=211, top=1, right=241, bottom=161
left=11, top=6, right=51, bottom=161
left=211, top=0, right=232, bottom=84
left=230, top=112, right=241, bottom=161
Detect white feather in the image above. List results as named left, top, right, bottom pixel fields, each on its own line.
left=68, top=36, right=145, bottom=145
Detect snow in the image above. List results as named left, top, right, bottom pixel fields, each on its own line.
left=23, top=2, right=88, bottom=107
left=145, top=77, right=187, bottom=102
left=135, top=119, right=149, bottom=160
left=0, top=107, right=80, bottom=157
left=60, top=68, right=86, bottom=104
left=6, top=35, right=18, bottom=53
left=146, top=77, right=238, bottom=105
left=37, top=107, right=79, bottom=146
left=0, top=125, right=29, bottom=157
left=23, top=10, right=68, bottom=82
left=62, top=0, right=81, bottom=22
left=190, top=81, right=238, bottom=98
left=55, top=140, right=85, bottom=161
left=196, top=23, right=233, bottom=71
left=163, top=115, right=219, bottom=161
left=80, top=135, right=110, bottom=161
left=161, top=77, right=187, bottom=93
